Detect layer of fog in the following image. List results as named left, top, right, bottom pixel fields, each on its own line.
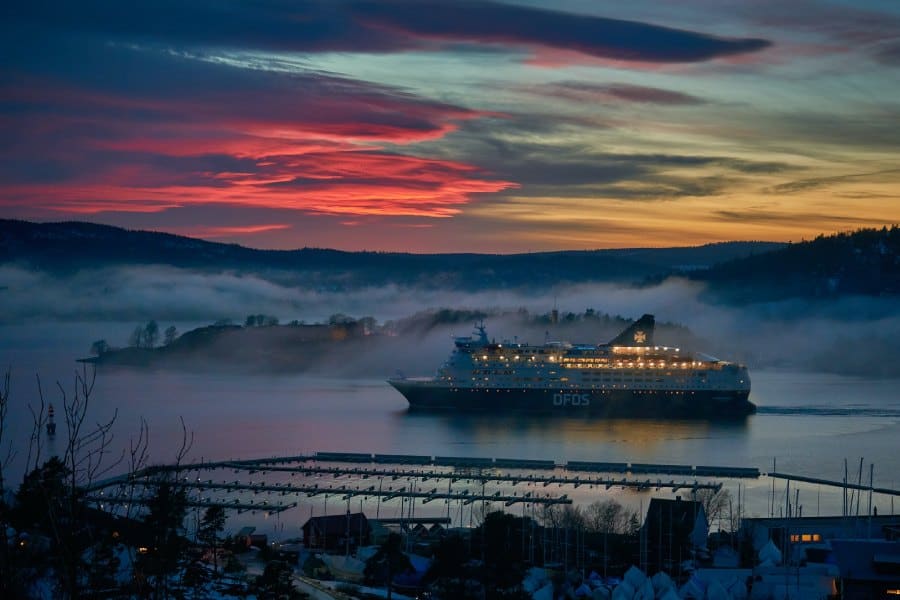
left=1, top=264, right=899, bottom=377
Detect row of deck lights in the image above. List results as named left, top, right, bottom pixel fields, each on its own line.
left=564, top=361, right=705, bottom=369
left=612, top=346, right=681, bottom=353
left=473, top=356, right=704, bottom=369
left=474, top=346, right=683, bottom=362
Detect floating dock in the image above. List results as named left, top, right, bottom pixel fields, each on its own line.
left=84, top=451, right=900, bottom=519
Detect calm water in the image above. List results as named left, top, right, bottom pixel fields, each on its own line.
left=2, top=323, right=899, bottom=535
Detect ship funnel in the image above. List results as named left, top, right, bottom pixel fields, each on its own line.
left=608, top=314, right=654, bottom=346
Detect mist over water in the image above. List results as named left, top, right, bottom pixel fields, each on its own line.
left=1, top=266, right=899, bottom=535
left=3, top=264, right=900, bottom=374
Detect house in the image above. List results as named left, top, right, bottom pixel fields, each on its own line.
left=741, top=514, right=900, bottom=557
left=81, top=506, right=157, bottom=550
left=234, top=526, right=256, bottom=549
left=641, top=497, right=708, bottom=574
left=830, top=539, right=900, bottom=598
left=302, top=512, right=370, bottom=552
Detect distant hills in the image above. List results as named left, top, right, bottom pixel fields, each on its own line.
left=2, top=219, right=898, bottom=300
left=5, top=219, right=898, bottom=376
left=693, top=226, right=900, bottom=302
left=0, top=219, right=782, bottom=290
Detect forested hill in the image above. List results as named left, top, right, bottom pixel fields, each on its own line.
left=4, top=220, right=897, bottom=298
left=693, top=226, right=900, bottom=301
left=0, top=219, right=781, bottom=289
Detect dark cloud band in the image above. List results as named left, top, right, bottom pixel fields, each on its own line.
left=10, top=0, right=771, bottom=64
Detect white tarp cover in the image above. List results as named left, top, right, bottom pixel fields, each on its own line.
left=725, top=577, right=749, bottom=600
left=635, top=578, right=654, bottom=600
left=624, top=565, right=647, bottom=589
left=532, top=582, right=553, bottom=600
left=758, top=540, right=782, bottom=565
left=356, top=545, right=378, bottom=562
left=523, top=567, right=548, bottom=593
left=320, top=554, right=366, bottom=582
left=592, top=586, right=612, bottom=600
left=752, top=566, right=837, bottom=600
left=650, top=571, right=674, bottom=597
left=706, top=580, right=730, bottom=600
left=575, top=583, right=593, bottom=597
left=678, top=575, right=706, bottom=599
left=611, top=580, right=635, bottom=600
left=695, top=569, right=751, bottom=600
left=405, top=553, right=431, bottom=574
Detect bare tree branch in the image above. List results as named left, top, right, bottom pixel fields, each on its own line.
left=0, top=368, right=15, bottom=494
left=26, top=374, right=47, bottom=473
left=174, top=416, right=194, bottom=467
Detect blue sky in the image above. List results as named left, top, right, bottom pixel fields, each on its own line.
left=2, top=0, right=899, bottom=251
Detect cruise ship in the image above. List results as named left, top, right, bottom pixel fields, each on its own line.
left=388, top=314, right=755, bottom=418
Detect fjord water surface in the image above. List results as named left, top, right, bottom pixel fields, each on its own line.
left=2, top=323, right=898, bottom=531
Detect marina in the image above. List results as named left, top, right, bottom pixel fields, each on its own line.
left=85, top=451, right=900, bottom=520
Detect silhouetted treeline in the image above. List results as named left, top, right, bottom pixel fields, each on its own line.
left=82, top=308, right=698, bottom=374
left=0, top=219, right=781, bottom=290
left=694, top=226, right=900, bottom=302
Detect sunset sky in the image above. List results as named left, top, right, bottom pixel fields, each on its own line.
left=3, top=0, right=899, bottom=252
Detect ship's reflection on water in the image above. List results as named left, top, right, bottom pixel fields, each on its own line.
left=397, top=409, right=750, bottom=460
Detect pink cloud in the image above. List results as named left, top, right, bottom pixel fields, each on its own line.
left=0, top=71, right=517, bottom=219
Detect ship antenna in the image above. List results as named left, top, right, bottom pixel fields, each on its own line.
left=474, top=321, right=488, bottom=344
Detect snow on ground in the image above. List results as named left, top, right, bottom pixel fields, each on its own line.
left=318, top=580, right=414, bottom=599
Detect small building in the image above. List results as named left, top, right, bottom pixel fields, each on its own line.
left=830, top=539, right=900, bottom=598
left=234, top=526, right=256, bottom=549
left=641, top=497, right=708, bottom=574
left=302, top=512, right=370, bottom=552
left=81, top=506, right=157, bottom=550
left=742, top=515, right=900, bottom=556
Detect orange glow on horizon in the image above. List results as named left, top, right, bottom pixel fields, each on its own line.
left=184, top=224, right=292, bottom=237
